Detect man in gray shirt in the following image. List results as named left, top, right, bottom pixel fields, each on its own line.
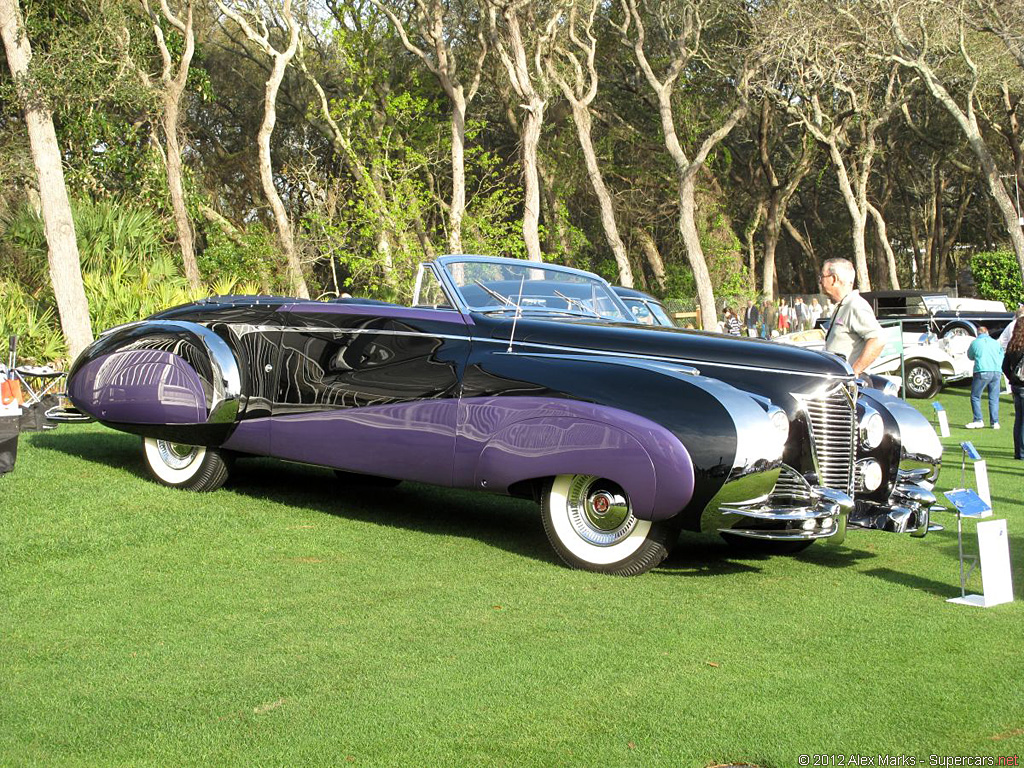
left=820, top=258, right=885, bottom=375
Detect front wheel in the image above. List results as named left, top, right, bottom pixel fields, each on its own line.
left=142, top=437, right=230, bottom=491
left=903, top=360, right=941, bottom=399
left=541, top=474, right=676, bottom=576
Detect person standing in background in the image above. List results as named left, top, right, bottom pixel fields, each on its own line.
left=1001, top=319, right=1024, bottom=460
left=777, top=298, right=791, bottom=334
left=744, top=299, right=760, bottom=337
left=809, top=297, right=822, bottom=327
left=761, top=299, right=776, bottom=339
left=965, top=326, right=1004, bottom=429
left=724, top=307, right=742, bottom=336
left=820, top=257, right=885, bottom=375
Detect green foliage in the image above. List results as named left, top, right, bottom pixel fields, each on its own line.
left=0, top=279, right=64, bottom=363
left=970, top=251, right=1024, bottom=308
left=0, top=198, right=257, bottom=362
left=198, top=223, right=280, bottom=294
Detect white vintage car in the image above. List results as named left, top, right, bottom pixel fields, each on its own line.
left=777, top=327, right=972, bottom=398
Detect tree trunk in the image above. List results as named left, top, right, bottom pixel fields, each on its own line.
left=569, top=103, right=633, bottom=286
left=679, top=175, right=717, bottom=330
left=1, top=0, right=93, bottom=360
left=636, top=229, right=666, bottom=291
left=867, top=203, right=900, bottom=289
left=824, top=137, right=872, bottom=290
left=258, top=55, right=307, bottom=298
left=519, top=96, right=545, bottom=262
left=449, top=87, right=467, bottom=254
left=762, top=198, right=783, bottom=300
left=163, top=97, right=199, bottom=289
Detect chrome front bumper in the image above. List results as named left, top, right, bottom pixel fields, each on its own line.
left=718, top=485, right=853, bottom=543
left=848, top=471, right=936, bottom=538
left=703, top=465, right=854, bottom=544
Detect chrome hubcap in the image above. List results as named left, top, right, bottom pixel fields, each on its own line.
left=908, top=367, right=932, bottom=393
left=156, top=440, right=200, bottom=470
left=565, top=475, right=636, bottom=546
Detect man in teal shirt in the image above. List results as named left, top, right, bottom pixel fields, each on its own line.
left=966, top=326, right=1004, bottom=429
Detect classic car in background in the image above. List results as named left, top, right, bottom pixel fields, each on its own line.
left=778, top=326, right=973, bottom=398
left=817, top=290, right=1013, bottom=339
left=60, top=256, right=942, bottom=575
left=611, top=286, right=679, bottom=327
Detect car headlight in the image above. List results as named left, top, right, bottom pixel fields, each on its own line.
left=858, top=459, right=884, bottom=491
left=860, top=409, right=884, bottom=449
left=768, top=406, right=790, bottom=444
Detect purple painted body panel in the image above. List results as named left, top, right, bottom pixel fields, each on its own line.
left=456, top=397, right=694, bottom=521
left=277, top=303, right=473, bottom=326
left=68, top=349, right=207, bottom=424
left=220, top=419, right=271, bottom=456
left=267, top=399, right=457, bottom=485
left=225, top=395, right=694, bottom=521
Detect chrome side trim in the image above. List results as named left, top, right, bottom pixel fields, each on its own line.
left=44, top=405, right=93, bottom=423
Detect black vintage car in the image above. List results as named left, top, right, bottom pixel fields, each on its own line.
left=827, top=290, right=1014, bottom=339
left=60, top=256, right=942, bottom=575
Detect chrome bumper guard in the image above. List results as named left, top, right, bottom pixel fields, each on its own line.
left=718, top=486, right=854, bottom=544
left=44, top=404, right=94, bottom=423
left=848, top=480, right=936, bottom=538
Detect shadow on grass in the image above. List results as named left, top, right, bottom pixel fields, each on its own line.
left=861, top=567, right=962, bottom=599
left=30, top=427, right=555, bottom=566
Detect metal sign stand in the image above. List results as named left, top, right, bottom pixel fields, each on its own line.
left=943, top=442, right=1013, bottom=607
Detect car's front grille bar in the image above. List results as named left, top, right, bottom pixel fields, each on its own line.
left=803, top=384, right=856, bottom=495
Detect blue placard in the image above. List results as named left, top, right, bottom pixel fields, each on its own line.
left=943, top=488, right=992, bottom=517
left=960, top=441, right=981, bottom=461
left=932, top=402, right=945, bottom=412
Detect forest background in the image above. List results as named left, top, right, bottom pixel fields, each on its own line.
left=2, top=0, right=1024, bottom=363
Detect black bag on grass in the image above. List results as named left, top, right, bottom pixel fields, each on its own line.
left=0, top=413, right=18, bottom=476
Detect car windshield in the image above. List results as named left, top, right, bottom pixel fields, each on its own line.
left=922, top=295, right=951, bottom=313
left=440, top=258, right=631, bottom=321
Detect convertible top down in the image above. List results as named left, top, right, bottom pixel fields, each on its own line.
left=62, top=256, right=942, bottom=575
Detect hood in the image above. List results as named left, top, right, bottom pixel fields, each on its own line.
left=475, top=313, right=852, bottom=382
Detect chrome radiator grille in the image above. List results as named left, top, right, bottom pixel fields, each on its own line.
left=803, top=384, right=856, bottom=494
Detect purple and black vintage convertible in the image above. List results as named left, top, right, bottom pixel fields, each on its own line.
left=61, top=255, right=943, bottom=575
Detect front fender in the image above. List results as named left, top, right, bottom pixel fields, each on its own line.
left=471, top=406, right=695, bottom=522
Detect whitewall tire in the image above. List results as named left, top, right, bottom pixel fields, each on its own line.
left=541, top=474, right=676, bottom=576
left=142, top=437, right=230, bottom=491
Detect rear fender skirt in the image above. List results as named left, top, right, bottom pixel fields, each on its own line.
left=67, top=320, right=244, bottom=442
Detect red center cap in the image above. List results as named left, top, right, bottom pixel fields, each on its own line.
left=593, top=494, right=610, bottom=514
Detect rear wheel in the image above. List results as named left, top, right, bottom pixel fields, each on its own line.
left=541, top=474, right=676, bottom=576
left=903, top=360, right=941, bottom=399
left=142, top=437, right=230, bottom=491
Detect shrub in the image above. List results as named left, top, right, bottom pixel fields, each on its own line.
left=970, top=250, right=1024, bottom=308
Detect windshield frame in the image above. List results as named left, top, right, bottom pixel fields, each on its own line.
left=422, top=255, right=634, bottom=323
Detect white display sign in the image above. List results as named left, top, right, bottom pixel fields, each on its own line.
left=950, top=519, right=1014, bottom=608
left=974, top=459, right=992, bottom=508
left=932, top=402, right=950, bottom=437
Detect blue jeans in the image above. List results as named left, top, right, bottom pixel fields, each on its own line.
left=970, top=371, right=1001, bottom=425
left=1013, top=386, right=1024, bottom=460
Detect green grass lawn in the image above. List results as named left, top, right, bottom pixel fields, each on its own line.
left=2, top=384, right=1023, bottom=767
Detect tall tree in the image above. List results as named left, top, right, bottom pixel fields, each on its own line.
left=217, top=0, right=309, bottom=298
left=613, top=0, right=754, bottom=329
left=487, top=0, right=562, bottom=263
left=369, top=0, right=487, bottom=255
left=868, top=0, right=1024, bottom=281
left=1, top=0, right=93, bottom=359
left=546, top=0, right=634, bottom=287
left=139, top=0, right=200, bottom=290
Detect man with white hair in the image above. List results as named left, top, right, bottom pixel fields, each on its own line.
left=819, top=257, right=885, bottom=376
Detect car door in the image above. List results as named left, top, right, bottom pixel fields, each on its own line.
left=269, top=303, right=471, bottom=485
